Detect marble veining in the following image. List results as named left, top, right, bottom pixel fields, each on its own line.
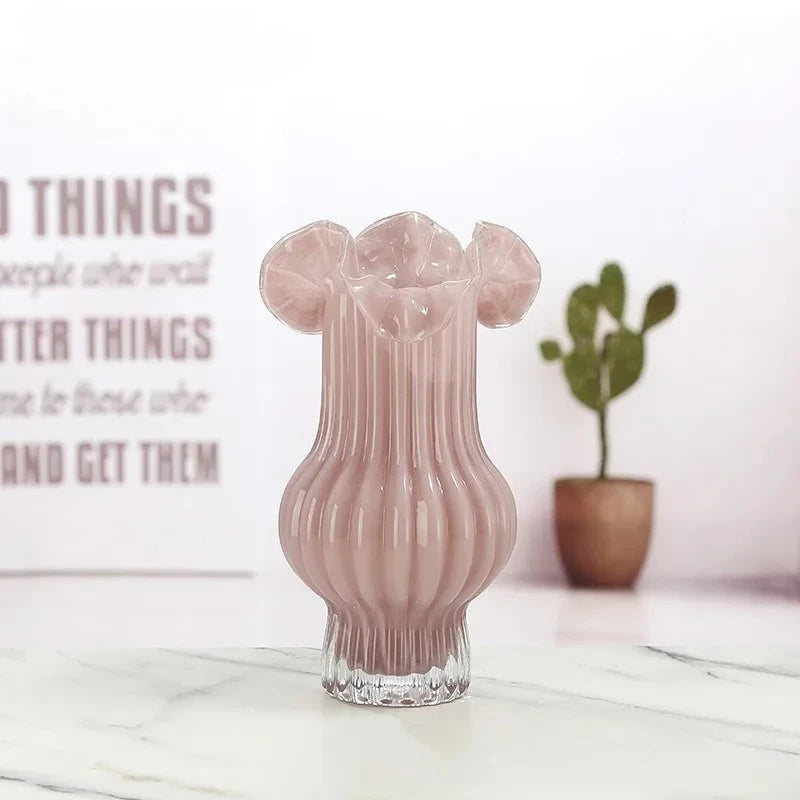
left=0, top=647, right=798, bottom=798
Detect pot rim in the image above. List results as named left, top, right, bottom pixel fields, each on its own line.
left=555, top=476, right=654, bottom=488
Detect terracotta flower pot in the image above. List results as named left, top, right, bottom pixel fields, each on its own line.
left=554, top=478, right=653, bottom=588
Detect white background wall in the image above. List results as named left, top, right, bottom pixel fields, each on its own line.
left=1, top=0, right=799, bottom=642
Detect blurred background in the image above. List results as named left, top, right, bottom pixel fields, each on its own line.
left=1, top=0, right=798, bottom=646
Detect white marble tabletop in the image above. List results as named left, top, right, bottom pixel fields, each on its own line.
left=0, top=647, right=798, bottom=799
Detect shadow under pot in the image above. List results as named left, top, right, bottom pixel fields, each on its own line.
left=554, top=478, right=653, bottom=588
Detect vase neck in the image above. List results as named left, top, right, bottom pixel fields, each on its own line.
left=317, top=291, right=479, bottom=463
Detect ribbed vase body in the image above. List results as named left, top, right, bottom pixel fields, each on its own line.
left=278, top=287, right=516, bottom=705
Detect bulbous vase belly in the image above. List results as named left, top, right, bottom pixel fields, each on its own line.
left=261, top=212, right=540, bottom=706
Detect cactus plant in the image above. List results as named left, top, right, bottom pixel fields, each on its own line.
left=540, top=263, right=676, bottom=479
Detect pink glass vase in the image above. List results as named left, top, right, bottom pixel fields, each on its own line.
left=261, top=212, right=540, bottom=706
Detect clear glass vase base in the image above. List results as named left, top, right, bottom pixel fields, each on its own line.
left=321, top=614, right=471, bottom=707
left=323, top=658, right=470, bottom=707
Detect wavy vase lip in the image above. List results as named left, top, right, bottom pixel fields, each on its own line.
left=259, top=220, right=355, bottom=334
left=339, top=211, right=478, bottom=343
left=468, top=220, right=542, bottom=329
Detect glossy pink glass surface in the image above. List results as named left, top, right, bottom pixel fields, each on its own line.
left=261, top=212, right=540, bottom=704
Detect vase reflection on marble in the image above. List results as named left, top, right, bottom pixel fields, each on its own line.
left=260, top=212, right=540, bottom=706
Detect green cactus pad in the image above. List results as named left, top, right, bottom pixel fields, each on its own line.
left=567, top=284, right=599, bottom=343
left=540, top=340, right=562, bottom=361
left=599, top=262, right=625, bottom=321
left=564, top=340, right=602, bottom=410
left=642, top=284, right=677, bottom=332
left=607, top=327, right=644, bottom=398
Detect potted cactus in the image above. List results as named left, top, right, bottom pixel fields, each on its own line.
left=540, top=263, right=676, bottom=587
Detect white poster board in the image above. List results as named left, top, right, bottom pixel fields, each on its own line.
left=0, top=155, right=270, bottom=570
